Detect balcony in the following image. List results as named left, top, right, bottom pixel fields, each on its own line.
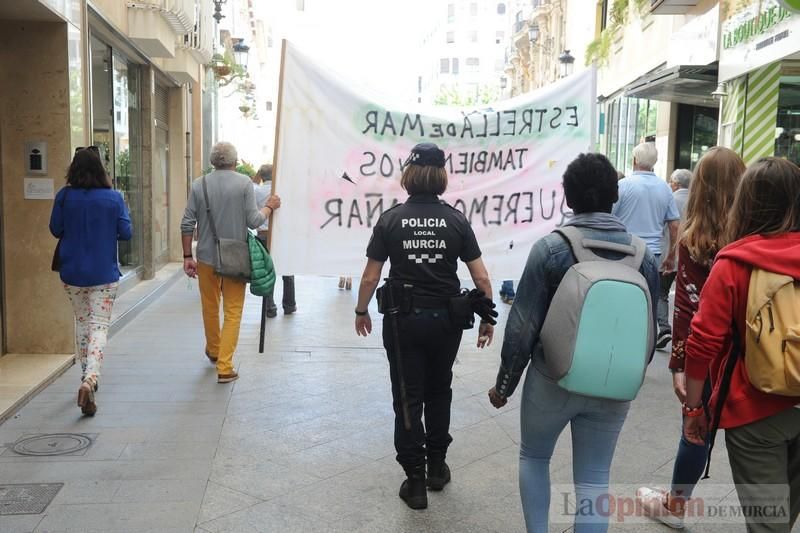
left=650, top=0, right=700, bottom=15
left=128, top=0, right=196, bottom=58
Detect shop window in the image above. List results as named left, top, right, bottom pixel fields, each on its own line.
left=600, top=0, right=609, bottom=31
left=497, top=3, right=506, bottom=14
left=90, top=35, right=143, bottom=272
left=775, top=77, right=800, bottom=166
left=603, top=96, right=657, bottom=175
left=440, top=58, right=450, bottom=74
left=674, top=104, right=718, bottom=171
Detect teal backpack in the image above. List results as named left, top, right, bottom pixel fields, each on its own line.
left=539, top=226, right=654, bottom=401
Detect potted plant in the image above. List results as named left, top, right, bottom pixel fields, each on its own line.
left=211, top=53, right=232, bottom=78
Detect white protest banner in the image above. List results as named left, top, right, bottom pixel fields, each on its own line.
left=271, top=41, right=595, bottom=279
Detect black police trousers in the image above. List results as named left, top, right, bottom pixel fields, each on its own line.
left=382, top=308, right=463, bottom=474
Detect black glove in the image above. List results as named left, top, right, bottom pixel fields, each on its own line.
left=468, top=289, right=498, bottom=326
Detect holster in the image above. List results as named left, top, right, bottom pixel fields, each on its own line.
left=376, top=280, right=413, bottom=315
left=448, top=290, right=475, bottom=330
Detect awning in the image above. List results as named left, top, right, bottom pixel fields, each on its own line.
left=624, top=63, right=719, bottom=108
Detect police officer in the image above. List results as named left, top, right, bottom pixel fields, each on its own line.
left=354, top=142, right=497, bottom=510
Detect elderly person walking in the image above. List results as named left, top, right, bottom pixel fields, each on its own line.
left=612, top=142, right=680, bottom=350
left=181, top=142, right=280, bottom=383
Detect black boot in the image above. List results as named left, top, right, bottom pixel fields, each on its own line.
left=427, top=458, right=451, bottom=491
left=399, top=466, right=427, bottom=510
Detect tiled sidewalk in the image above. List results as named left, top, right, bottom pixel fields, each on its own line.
left=0, top=276, right=749, bottom=532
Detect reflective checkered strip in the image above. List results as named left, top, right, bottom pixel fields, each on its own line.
left=408, top=253, right=444, bottom=264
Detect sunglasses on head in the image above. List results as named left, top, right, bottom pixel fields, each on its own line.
left=75, top=146, right=100, bottom=154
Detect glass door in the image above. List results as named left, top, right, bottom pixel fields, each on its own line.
left=90, top=36, right=114, bottom=175
left=775, top=76, right=800, bottom=166
left=111, top=53, right=143, bottom=271
left=154, top=126, right=170, bottom=263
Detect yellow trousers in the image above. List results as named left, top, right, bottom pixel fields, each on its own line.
left=197, top=261, right=246, bottom=375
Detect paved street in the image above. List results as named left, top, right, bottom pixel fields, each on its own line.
left=0, top=275, right=753, bottom=533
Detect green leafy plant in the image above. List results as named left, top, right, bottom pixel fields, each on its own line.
left=236, top=160, right=256, bottom=177
left=585, top=0, right=649, bottom=66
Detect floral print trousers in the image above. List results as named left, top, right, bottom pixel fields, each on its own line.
left=64, top=283, right=118, bottom=387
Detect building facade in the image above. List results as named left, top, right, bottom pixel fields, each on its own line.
left=504, top=0, right=594, bottom=98
left=0, top=0, right=214, bottom=395
left=419, top=0, right=512, bottom=105
left=717, top=0, right=800, bottom=166
left=590, top=0, right=722, bottom=178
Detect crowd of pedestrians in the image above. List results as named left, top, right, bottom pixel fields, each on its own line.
left=49, top=139, right=799, bottom=533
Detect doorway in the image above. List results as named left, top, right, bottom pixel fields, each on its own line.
left=154, top=83, right=170, bottom=265
left=90, top=35, right=143, bottom=274
left=674, top=104, right=718, bottom=171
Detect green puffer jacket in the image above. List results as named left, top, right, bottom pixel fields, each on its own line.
left=247, top=233, right=276, bottom=297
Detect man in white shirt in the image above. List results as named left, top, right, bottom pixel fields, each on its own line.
left=612, top=143, right=680, bottom=350
left=251, top=164, right=296, bottom=317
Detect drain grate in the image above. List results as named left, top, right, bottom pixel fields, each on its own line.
left=0, top=483, right=63, bottom=515
left=11, top=434, right=92, bottom=457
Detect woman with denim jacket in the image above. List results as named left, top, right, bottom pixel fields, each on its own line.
left=488, top=153, right=660, bottom=532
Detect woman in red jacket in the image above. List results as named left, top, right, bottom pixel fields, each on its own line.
left=637, top=147, right=745, bottom=528
left=684, top=157, right=800, bottom=533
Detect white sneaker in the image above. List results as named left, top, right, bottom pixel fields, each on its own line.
left=636, top=487, right=685, bottom=529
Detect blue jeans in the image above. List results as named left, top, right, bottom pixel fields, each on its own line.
left=501, top=280, right=515, bottom=297
left=671, top=379, right=711, bottom=499
left=519, top=367, right=630, bottom=533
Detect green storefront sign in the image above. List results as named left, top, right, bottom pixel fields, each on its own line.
left=778, top=0, right=800, bottom=13
left=723, top=5, right=792, bottom=49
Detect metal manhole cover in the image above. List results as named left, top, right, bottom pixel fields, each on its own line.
left=11, top=433, right=92, bottom=456
left=0, top=483, right=63, bottom=515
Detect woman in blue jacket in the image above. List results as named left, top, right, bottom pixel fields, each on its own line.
left=50, top=147, right=132, bottom=416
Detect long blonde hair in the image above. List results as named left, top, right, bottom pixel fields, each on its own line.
left=681, top=147, right=746, bottom=265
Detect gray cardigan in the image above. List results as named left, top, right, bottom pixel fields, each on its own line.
left=180, top=170, right=267, bottom=266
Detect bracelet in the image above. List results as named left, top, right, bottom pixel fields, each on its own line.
left=355, top=309, right=368, bottom=316
left=682, top=403, right=704, bottom=417
left=183, top=254, right=193, bottom=259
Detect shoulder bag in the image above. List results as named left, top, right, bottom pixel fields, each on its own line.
left=201, top=176, right=252, bottom=282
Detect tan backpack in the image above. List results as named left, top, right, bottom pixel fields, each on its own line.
left=744, top=268, right=800, bottom=396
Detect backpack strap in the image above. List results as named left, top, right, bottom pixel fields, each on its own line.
left=702, top=328, right=741, bottom=479
left=555, top=226, right=647, bottom=270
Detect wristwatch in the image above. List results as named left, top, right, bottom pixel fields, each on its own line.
left=682, top=403, right=704, bottom=417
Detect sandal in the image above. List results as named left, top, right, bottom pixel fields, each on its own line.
left=77, top=382, right=97, bottom=416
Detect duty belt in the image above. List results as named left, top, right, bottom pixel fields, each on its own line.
left=411, top=294, right=452, bottom=309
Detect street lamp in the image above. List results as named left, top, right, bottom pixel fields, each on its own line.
left=528, top=23, right=540, bottom=43
left=711, top=82, right=728, bottom=100
left=212, top=0, right=227, bottom=23
left=558, top=49, right=575, bottom=78
left=500, top=75, right=507, bottom=90
left=233, top=40, right=250, bottom=67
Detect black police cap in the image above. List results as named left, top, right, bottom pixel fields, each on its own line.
left=403, top=143, right=446, bottom=169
